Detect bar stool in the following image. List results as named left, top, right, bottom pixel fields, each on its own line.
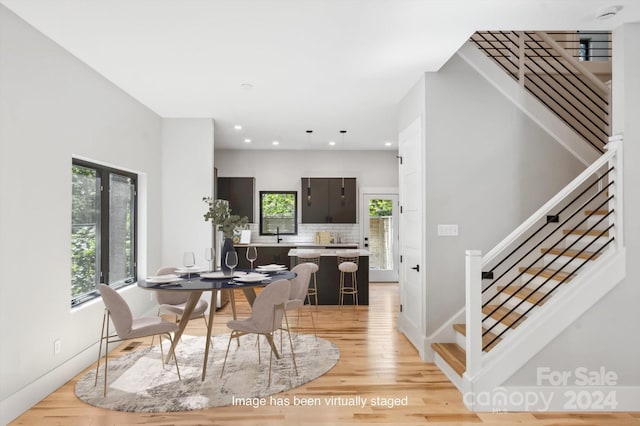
left=337, top=251, right=359, bottom=311
left=296, top=252, right=321, bottom=309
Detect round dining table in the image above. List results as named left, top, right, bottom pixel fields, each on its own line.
left=138, top=269, right=296, bottom=381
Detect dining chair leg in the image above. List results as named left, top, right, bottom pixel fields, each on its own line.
left=158, top=334, right=166, bottom=368
left=229, top=291, right=241, bottom=347
left=268, top=332, right=274, bottom=386
left=220, top=332, right=234, bottom=378
left=102, top=314, right=110, bottom=397
left=307, top=303, right=317, bottom=338
left=166, top=333, right=181, bottom=380
left=94, top=309, right=107, bottom=387
left=282, top=311, right=298, bottom=376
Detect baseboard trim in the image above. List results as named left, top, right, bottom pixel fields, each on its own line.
left=0, top=342, right=100, bottom=425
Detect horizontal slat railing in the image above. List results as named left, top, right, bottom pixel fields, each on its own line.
left=464, top=137, right=622, bottom=379
left=471, top=31, right=611, bottom=153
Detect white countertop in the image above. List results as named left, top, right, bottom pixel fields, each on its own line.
left=288, top=248, right=369, bottom=257
left=235, top=243, right=358, bottom=248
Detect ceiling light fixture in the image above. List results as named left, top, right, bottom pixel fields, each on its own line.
left=596, top=5, right=623, bottom=20
left=385, top=142, right=392, bottom=147
left=234, top=124, right=242, bottom=130
left=272, top=141, right=280, bottom=146
left=240, top=83, right=254, bottom=90
left=244, top=138, right=251, bottom=143
left=329, top=141, right=336, bottom=146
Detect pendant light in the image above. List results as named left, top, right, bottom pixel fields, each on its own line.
left=306, top=130, right=313, bottom=206
left=340, top=130, right=347, bottom=204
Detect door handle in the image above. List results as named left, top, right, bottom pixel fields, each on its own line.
left=411, top=265, right=420, bottom=272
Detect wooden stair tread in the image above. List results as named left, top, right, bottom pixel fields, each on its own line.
left=482, top=305, right=527, bottom=329
left=432, top=343, right=466, bottom=376
left=453, top=323, right=502, bottom=351
left=497, top=286, right=549, bottom=306
left=562, top=228, right=609, bottom=237
left=541, top=247, right=600, bottom=260
left=518, top=266, right=573, bottom=281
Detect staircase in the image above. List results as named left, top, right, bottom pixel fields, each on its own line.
left=430, top=135, right=624, bottom=409
left=432, top=206, right=612, bottom=378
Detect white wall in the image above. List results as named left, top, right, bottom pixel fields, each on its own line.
left=0, top=6, right=163, bottom=423
left=505, top=22, right=640, bottom=389
left=161, top=119, right=214, bottom=269
left=214, top=149, right=398, bottom=241
left=421, top=53, right=585, bottom=337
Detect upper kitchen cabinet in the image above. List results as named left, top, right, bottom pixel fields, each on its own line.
left=301, top=177, right=356, bottom=223
left=217, top=177, right=255, bottom=222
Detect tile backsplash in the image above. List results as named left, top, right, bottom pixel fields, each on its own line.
left=248, top=223, right=360, bottom=246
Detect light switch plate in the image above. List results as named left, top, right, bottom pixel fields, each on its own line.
left=438, top=224, right=459, bottom=236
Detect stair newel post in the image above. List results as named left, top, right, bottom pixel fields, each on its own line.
left=607, top=135, right=624, bottom=251
left=465, top=250, right=483, bottom=380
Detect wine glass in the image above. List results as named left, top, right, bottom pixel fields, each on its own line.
left=246, top=246, right=257, bottom=271
left=225, top=250, right=238, bottom=278
left=204, top=248, right=214, bottom=272
left=183, top=251, right=195, bottom=280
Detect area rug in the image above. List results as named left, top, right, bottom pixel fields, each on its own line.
left=75, top=333, right=339, bottom=412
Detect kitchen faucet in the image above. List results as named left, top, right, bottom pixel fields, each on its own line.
left=276, top=226, right=283, bottom=244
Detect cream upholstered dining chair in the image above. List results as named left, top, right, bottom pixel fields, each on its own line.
left=295, top=252, right=321, bottom=308
left=95, top=284, right=181, bottom=396
left=337, top=251, right=359, bottom=311
left=220, top=279, right=297, bottom=386
left=155, top=266, right=209, bottom=328
left=285, top=263, right=317, bottom=337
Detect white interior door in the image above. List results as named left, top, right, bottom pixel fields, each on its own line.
left=398, top=117, right=425, bottom=355
left=362, top=193, right=399, bottom=282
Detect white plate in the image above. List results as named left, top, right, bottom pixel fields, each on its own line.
left=201, top=271, right=244, bottom=279
left=174, top=266, right=206, bottom=274
left=256, top=264, right=287, bottom=272
left=235, top=273, right=269, bottom=283
left=146, top=275, right=182, bottom=284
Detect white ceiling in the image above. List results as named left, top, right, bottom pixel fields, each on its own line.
left=2, top=0, right=639, bottom=151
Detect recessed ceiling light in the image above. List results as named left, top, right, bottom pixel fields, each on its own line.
left=596, top=5, right=623, bottom=20
left=272, top=141, right=280, bottom=146
left=240, top=83, right=254, bottom=90
left=329, top=141, right=336, bottom=146
left=234, top=124, right=242, bottom=130
left=385, top=142, right=392, bottom=146
left=244, top=138, right=251, bottom=143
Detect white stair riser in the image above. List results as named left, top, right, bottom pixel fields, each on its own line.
left=585, top=215, right=610, bottom=230
left=455, top=329, right=466, bottom=350
left=519, top=273, right=567, bottom=293
left=564, top=233, right=607, bottom=250
left=482, top=315, right=515, bottom=336
left=498, top=291, right=540, bottom=314
left=454, top=327, right=506, bottom=353
left=543, top=254, right=594, bottom=270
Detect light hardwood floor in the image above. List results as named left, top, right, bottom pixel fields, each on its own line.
left=11, top=284, right=640, bottom=425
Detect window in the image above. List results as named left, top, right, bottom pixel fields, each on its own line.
left=259, top=191, right=297, bottom=235
left=578, top=38, right=591, bottom=61
left=71, top=159, right=137, bottom=307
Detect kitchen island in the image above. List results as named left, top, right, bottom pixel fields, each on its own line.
left=289, top=248, right=369, bottom=305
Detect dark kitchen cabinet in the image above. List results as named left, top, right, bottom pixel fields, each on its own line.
left=217, top=177, right=255, bottom=222
left=236, top=245, right=291, bottom=269
left=301, top=177, right=356, bottom=223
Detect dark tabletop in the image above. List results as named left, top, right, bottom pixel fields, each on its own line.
left=138, top=269, right=296, bottom=291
